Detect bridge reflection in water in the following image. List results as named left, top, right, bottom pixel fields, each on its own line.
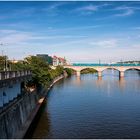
left=74, top=69, right=140, bottom=94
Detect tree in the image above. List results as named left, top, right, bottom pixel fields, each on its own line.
left=64, top=68, right=74, bottom=76
left=9, top=56, right=65, bottom=88
left=0, top=56, right=5, bottom=71
left=0, top=55, right=10, bottom=71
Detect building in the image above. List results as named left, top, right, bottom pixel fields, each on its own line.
left=53, top=56, right=59, bottom=66
left=36, top=54, right=53, bottom=65
left=53, top=56, right=67, bottom=66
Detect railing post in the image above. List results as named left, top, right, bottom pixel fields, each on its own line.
left=16, top=71, right=20, bottom=77
left=2, top=72, right=6, bottom=80
left=6, top=71, right=10, bottom=79
left=25, top=70, right=27, bottom=75
left=22, top=71, right=24, bottom=76
left=12, top=71, right=16, bottom=78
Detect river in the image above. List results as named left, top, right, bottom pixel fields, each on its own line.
left=31, top=69, right=140, bottom=139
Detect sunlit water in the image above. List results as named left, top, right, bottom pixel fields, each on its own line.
left=31, top=70, right=140, bottom=139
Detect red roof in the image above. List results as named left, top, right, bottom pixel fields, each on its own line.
left=53, top=55, right=66, bottom=62
left=53, top=55, right=58, bottom=58
left=58, top=57, right=65, bottom=61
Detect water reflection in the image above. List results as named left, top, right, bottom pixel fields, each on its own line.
left=75, top=76, right=81, bottom=86
left=32, top=101, right=51, bottom=139
left=31, top=69, right=140, bottom=139
left=118, top=77, right=126, bottom=91
left=95, top=76, right=103, bottom=87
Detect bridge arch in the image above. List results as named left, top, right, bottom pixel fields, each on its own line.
left=80, top=67, right=98, bottom=73
left=77, top=67, right=99, bottom=77
left=101, top=67, right=121, bottom=73
left=63, top=66, right=79, bottom=72
left=124, top=67, right=140, bottom=72
left=64, top=67, right=77, bottom=72
left=64, top=67, right=77, bottom=76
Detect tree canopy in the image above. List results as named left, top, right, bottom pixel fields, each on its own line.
left=11, top=56, right=64, bottom=87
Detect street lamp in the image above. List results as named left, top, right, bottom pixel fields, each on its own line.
left=99, top=59, right=101, bottom=65
left=120, top=59, right=123, bottom=66
left=0, top=42, right=8, bottom=71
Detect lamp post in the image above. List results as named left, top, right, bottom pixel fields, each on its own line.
left=0, top=42, right=8, bottom=71
left=99, top=59, right=101, bottom=66
left=120, top=59, right=123, bottom=66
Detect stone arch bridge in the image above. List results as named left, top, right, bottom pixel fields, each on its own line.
left=64, top=65, right=140, bottom=78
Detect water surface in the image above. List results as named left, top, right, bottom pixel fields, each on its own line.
left=32, top=70, right=140, bottom=139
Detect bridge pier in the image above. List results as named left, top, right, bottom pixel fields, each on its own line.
left=76, top=71, right=81, bottom=77
left=98, top=71, right=102, bottom=77
left=119, top=71, right=124, bottom=78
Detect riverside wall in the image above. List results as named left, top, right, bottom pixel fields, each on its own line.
left=0, top=74, right=65, bottom=139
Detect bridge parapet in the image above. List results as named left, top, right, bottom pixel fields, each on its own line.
left=64, top=65, right=140, bottom=71
left=0, top=70, right=32, bottom=81
left=64, top=65, right=140, bottom=77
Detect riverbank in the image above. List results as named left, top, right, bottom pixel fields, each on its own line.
left=21, top=74, right=65, bottom=139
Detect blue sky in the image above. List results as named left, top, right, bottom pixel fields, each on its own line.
left=0, top=1, right=140, bottom=63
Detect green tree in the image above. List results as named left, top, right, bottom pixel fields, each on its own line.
left=0, top=56, right=5, bottom=71
left=25, top=56, right=51, bottom=86
left=64, top=68, right=75, bottom=76
left=0, top=55, right=10, bottom=71
left=9, top=56, right=65, bottom=88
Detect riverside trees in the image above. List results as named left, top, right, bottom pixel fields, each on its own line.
left=11, top=56, right=64, bottom=87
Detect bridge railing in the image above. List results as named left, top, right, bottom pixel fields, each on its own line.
left=72, top=63, right=140, bottom=66
left=0, top=70, right=32, bottom=81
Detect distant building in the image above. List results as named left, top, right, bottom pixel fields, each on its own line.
left=53, top=56, right=67, bottom=66
left=36, top=54, right=53, bottom=65
left=117, top=61, right=140, bottom=64
left=53, top=56, right=59, bottom=66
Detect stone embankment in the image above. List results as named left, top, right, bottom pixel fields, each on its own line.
left=0, top=74, right=65, bottom=139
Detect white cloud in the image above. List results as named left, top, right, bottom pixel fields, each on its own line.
left=47, top=2, right=66, bottom=10
left=44, top=25, right=103, bottom=35
left=114, top=5, right=140, bottom=11
left=111, top=5, right=136, bottom=17
left=77, top=4, right=98, bottom=12
left=74, top=3, right=111, bottom=15
left=62, top=25, right=101, bottom=30
left=114, top=8, right=134, bottom=17
left=0, top=30, right=17, bottom=34
left=0, top=33, right=31, bottom=44
left=75, top=3, right=111, bottom=12
left=29, top=35, right=87, bottom=40
left=42, top=2, right=68, bottom=16
left=97, top=5, right=135, bottom=20
left=90, top=39, right=118, bottom=48
left=132, top=27, right=140, bottom=30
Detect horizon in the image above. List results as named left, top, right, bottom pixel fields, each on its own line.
left=0, top=1, right=140, bottom=63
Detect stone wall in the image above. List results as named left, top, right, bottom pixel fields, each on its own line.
left=0, top=74, right=65, bottom=139
left=0, top=90, right=39, bottom=139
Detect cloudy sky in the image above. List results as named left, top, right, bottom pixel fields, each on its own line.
left=0, top=1, right=140, bottom=63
